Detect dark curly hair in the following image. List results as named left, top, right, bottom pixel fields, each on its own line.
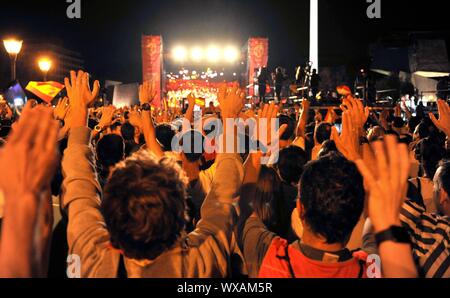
left=314, top=122, right=332, bottom=145
left=299, top=153, right=365, bottom=244
left=277, top=146, right=308, bottom=185
left=101, top=151, right=188, bottom=261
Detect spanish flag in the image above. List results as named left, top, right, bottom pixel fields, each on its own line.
left=26, top=81, right=65, bottom=103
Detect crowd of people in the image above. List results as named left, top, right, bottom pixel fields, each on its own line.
left=0, top=70, right=449, bottom=278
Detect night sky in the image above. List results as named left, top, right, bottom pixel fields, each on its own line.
left=0, top=0, right=449, bottom=83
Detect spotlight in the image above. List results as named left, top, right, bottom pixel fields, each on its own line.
left=191, top=47, right=203, bottom=62
left=172, top=46, right=187, bottom=62
left=224, top=47, right=239, bottom=63
left=207, top=46, right=220, bottom=63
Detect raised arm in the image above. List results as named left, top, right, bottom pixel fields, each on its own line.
left=355, top=135, right=418, bottom=278
left=60, top=71, right=112, bottom=277
left=194, top=84, right=245, bottom=238
left=295, top=99, right=310, bottom=138
left=139, top=81, right=164, bottom=159
left=429, top=99, right=450, bottom=138
left=0, top=105, right=59, bottom=277
left=183, top=93, right=196, bottom=132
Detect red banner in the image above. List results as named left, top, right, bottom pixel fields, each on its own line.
left=142, top=35, right=163, bottom=107
left=247, top=38, right=269, bottom=97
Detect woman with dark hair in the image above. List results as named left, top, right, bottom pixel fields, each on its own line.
left=252, top=166, right=290, bottom=240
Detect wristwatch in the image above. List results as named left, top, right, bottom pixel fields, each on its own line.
left=141, top=103, right=151, bottom=111
left=94, top=125, right=104, bottom=133
left=375, top=226, right=410, bottom=246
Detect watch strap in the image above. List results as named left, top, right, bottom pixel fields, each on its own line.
left=375, top=226, right=410, bottom=246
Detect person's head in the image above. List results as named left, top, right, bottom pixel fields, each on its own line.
left=276, top=146, right=308, bottom=186
left=101, top=151, right=188, bottom=260
left=312, top=69, right=317, bottom=75
left=367, top=126, right=385, bottom=143
left=414, top=137, right=445, bottom=179
left=413, top=120, right=432, bottom=141
left=314, top=122, right=332, bottom=145
left=276, top=67, right=282, bottom=74
left=96, top=134, right=125, bottom=173
left=121, top=122, right=136, bottom=142
left=278, top=115, right=296, bottom=143
left=318, top=140, right=339, bottom=159
left=253, top=166, right=290, bottom=237
left=110, top=121, right=123, bottom=136
left=408, top=116, right=421, bottom=135
left=433, top=161, right=450, bottom=216
left=156, top=124, right=176, bottom=152
left=297, top=153, right=365, bottom=245
left=392, top=117, right=405, bottom=129
left=179, top=130, right=205, bottom=163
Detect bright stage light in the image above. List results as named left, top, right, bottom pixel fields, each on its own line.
left=224, top=47, right=239, bottom=63
left=207, top=46, right=220, bottom=63
left=191, top=47, right=203, bottom=62
left=172, top=46, right=187, bottom=62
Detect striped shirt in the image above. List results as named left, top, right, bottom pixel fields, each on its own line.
left=400, top=200, right=450, bottom=278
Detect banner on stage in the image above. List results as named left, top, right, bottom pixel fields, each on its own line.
left=142, top=35, right=163, bottom=107
left=247, top=38, right=269, bottom=98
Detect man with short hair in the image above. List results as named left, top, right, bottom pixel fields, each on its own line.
left=243, top=154, right=368, bottom=278
left=61, top=71, right=246, bottom=277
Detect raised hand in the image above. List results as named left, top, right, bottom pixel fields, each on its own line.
left=64, top=70, right=100, bottom=109
left=53, top=97, right=69, bottom=121
left=128, top=110, right=143, bottom=130
left=0, top=104, right=59, bottom=277
left=187, top=93, right=196, bottom=109
left=331, top=110, right=361, bottom=161
left=0, top=104, right=59, bottom=197
left=254, top=102, right=287, bottom=148
left=97, top=106, right=116, bottom=130
left=355, top=135, right=417, bottom=278
left=64, top=70, right=100, bottom=129
left=139, top=81, right=157, bottom=105
left=429, top=99, right=450, bottom=137
left=218, top=82, right=245, bottom=119
left=354, top=135, right=410, bottom=233
left=340, top=96, right=369, bottom=135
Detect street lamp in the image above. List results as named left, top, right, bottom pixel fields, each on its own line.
left=3, top=39, right=23, bottom=81
left=38, top=58, right=52, bottom=81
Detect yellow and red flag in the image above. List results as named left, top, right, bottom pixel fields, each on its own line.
left=26, top=81, right=65, bottom=103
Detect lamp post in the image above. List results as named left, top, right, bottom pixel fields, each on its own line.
left=38, top=58, right=52, bottom=81
left=3, top=39, right=23, bottom=81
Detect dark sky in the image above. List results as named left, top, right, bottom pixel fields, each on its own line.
left=0, top=0, right=449, bottom=83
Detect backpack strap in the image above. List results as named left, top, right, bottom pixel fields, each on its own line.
left=275, top=244, right=296, bottom=278
left=357, top=259, right=365, bottom=278
left=117, top=254, right=128, bottom=278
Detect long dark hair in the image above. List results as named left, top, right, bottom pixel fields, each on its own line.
left=253, top=166, right=290, bottom=238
